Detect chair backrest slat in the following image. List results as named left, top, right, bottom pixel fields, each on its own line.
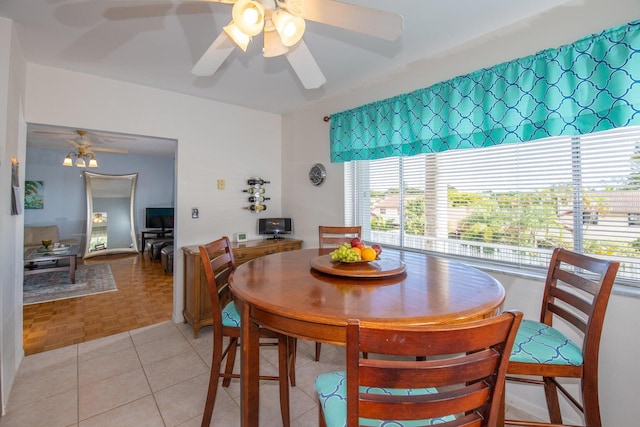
left=361, top=349, right=499, bottom=388
left=548, top=285, right=593, bottom=316
left=553, top=268, right=600, bottom=296
left=345, top=311, right=523, bottom=426
left=360, top=382, right=491, bottom=421
left=547, top=303, right=588, bottom=334
left=319, top=225, right=362, bottom=248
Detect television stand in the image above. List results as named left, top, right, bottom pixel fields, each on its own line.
left=140, top=229, right=173, bottom=253
left=266, top=236, right=285, bottom=240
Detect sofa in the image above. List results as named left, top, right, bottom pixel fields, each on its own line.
left=24, top=225, right=79, bottom=251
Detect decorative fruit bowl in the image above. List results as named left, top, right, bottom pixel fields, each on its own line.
left=333, top=257, right=380, bottom=264
left=329, top=238, right=383, bottom=263
left=311, top=253, right=406, bottom=278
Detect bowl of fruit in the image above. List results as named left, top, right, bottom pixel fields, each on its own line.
left=330, top=238, right=382, bottom=263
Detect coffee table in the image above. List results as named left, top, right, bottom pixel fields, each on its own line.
left=24, top=245, right=79, bottom=283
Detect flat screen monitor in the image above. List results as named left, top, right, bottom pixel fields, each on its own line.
left=258, top=218, right=292, bottom=239
left=145, top=207, right=174, bottom=230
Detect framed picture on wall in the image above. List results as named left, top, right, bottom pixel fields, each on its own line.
left=25, top=180, right=44, bottom=209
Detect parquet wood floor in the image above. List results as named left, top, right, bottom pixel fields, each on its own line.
left=22, top=253, right=174, bottom=356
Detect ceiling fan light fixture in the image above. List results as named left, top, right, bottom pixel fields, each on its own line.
left=263, top=28, right=289, bottom=57
left=64, top=149, right=98, bottom=168
left=232, top=0, right=265, bottom=37
left=93, top=213, right=105, bottom=224
left=223, top=22, right=251, bottom=52
left=272, top=10, right=305, bottom=47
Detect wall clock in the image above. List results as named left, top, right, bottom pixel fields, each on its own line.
left=309, top=163, right=327, bottom=186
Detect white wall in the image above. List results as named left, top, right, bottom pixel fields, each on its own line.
left=281, top=1, right=640, bottom=425
left=0, top=17, right=26, bottom=414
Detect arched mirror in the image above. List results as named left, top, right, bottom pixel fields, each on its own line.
left=84, top=172, right=138, bottom=258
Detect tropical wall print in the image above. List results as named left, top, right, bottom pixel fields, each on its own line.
left=25, top=180, right=44, bottom=209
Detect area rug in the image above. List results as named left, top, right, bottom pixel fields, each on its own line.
left=24, top=263, right=117, bottom=305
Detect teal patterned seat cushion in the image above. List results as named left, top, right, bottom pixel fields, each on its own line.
left=510, top=319, right=583, bottom=365
left=221, top=301, right=241, bottom=327
left=222, top=301, right=269, bottom=329
left=315, top=371, right=454, bottom=427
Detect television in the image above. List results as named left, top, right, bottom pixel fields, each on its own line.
left=145, top=207, right=174, bottom=230
left=258, top=218, right=293, bottom=240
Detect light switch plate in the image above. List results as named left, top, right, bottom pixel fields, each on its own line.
left=217, top=179, right=225, bottom=190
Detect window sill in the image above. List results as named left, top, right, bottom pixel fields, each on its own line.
left=391, top=246, right=640, bottom=299
left=473, top=259, right=640, bottom=299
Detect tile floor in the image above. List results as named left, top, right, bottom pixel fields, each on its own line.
left=0, top=321, right=536, bottom=427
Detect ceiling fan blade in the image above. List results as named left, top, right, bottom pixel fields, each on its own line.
left=111, top=0, right=236, bottom=4
left=192, top=31, right=236, bottom=76
left=33, top=130, right=76, bottom=137
left=302, top=0, right=403, bottom=41
left=92, top=147, right=130, bottom=154
left=66, top=139, right=81, bottom=148
left=285, top=40, right=326, bottom=89
left=88, top=132, right=137, bottom=143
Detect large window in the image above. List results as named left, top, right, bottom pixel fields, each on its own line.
left=346, top=127, right=640, bottom=285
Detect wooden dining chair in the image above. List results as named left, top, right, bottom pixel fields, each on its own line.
left=504, top=247, right=619, bottom=427
left=198, top=236, right=294, bottom=427
left=316, top=225, right=362, bottom=361
left=315, top=311, right=523, bottom=427
left=318, top=225, right=362, bottom=249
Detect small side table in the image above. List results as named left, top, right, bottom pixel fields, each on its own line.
left=140, top=229, right=173, bottom=253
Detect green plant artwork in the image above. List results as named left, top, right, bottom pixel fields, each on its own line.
left=25, top=180, right=44, bottom=209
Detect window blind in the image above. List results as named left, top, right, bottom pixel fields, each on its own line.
left=346, top=127, right=640, bottom=286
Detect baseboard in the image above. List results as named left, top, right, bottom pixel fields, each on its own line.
left=505, top=394, right=582, bottom=425
left=505, top=394, right=547, bottom=421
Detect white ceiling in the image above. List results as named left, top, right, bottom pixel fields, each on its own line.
left=1, top=0, right=575, bottom=155
left=1, top=0, right=574, bottom=115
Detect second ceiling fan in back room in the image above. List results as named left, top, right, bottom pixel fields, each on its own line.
left=187, top=0, right=404, bottom=89
left=32, top=129, right=130, bottom=168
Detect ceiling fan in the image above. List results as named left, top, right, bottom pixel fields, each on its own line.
left=159, top=0, right=404, bottom=89
left=32, top=129, right=130, bottom=154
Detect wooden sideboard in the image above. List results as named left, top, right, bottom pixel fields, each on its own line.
left=182, top=238, right=303, bottom=337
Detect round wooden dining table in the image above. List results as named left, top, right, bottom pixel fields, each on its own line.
left=229, top=248, right=506, bottom=427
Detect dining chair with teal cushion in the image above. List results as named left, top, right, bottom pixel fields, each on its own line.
left=198, top=236, right=295, bottom=427
left=315, top=311, right=523, bottom=427
left=504, top=247, right=619, bottom=427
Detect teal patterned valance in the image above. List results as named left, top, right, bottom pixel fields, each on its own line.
left=329, top=20, right=640, bottom=163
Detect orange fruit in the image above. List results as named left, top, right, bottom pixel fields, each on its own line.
left=361, top=247, right=377, bottom=261
left=351, top=247, right=362, bottom=257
